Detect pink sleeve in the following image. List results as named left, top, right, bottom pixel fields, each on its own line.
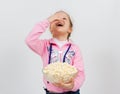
left=25, top=19, right=50, bottom=56
left=72, top=46, right=85, bottom=91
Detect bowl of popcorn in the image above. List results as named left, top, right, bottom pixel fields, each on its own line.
left=42, top=62, right=78, bottom=83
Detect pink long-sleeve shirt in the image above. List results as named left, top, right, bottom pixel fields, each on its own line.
left=25, top=19, right=85, bottom=93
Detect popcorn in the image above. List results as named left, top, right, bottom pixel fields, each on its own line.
left=42, top=62, right=78, bottom=83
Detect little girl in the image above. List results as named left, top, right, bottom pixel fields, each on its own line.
left=25, top=11, right=85, bottom=94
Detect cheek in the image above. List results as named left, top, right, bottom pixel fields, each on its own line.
left=49, top=25, right=55, bottom=33
left=50, top=23, right=55, bottom=29
left=50, top=24, right=54, bottom=30
left=64, top=24, right=70, bottom=30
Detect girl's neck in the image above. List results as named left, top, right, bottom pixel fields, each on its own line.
left=53, top=38, right=68, bottom=48
left=53, top=35, right=68, bottom=41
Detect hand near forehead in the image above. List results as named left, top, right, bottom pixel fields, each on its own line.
left=47, top=13, right=57, bottom=23
left=47, top=11, right=65, bottom=23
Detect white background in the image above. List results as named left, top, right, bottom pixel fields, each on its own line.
left=0, top=0, right=120, bottom=94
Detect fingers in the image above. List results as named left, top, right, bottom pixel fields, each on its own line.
left=52, top=82, right=61, bottom=87
left=47, top=13, right=58, bottom=22
left=52, top=80, right=74, bottom=90
left=47, top=12, right=63, bottom=23
left=61, top=80, right=74, bottom=90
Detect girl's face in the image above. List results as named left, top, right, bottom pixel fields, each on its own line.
left=50, top=11, right=72, bottom=37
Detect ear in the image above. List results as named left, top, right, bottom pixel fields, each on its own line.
left=68, top=27, right=72, bottom=33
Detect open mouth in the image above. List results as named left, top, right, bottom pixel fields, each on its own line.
left=56, top=22, right=64, bottom=27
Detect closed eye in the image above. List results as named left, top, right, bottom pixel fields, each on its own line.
left=63, top=18, right=67, bottom=20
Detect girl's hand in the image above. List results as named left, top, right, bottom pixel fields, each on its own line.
left=47, top=11, right=65, bottom=23
left=53, top=78, right=74, bottom=90
left=47, top=13, right=58, bottom=23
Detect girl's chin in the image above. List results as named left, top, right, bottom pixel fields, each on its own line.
left=53, top=30, right=64, bottom=33
left=54, top=28, right=64, bottom=32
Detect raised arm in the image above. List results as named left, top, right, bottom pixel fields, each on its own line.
left=25, top=19, right=50, bottom=56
